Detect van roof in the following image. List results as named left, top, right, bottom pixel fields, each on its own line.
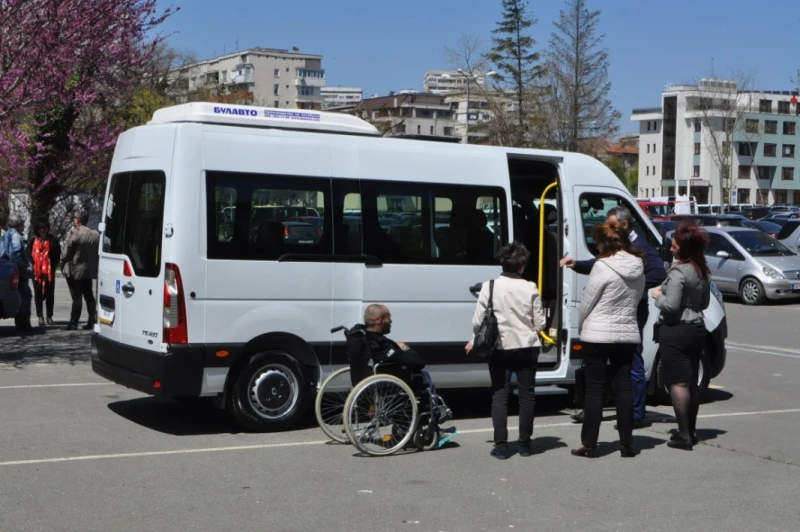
left=148, top=102, right=381, bottom=136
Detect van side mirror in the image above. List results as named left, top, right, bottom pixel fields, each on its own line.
left=716, top=250, right=730, bottom=259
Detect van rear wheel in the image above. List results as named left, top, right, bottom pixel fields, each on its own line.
left=228, top=351, right=309, bottom=432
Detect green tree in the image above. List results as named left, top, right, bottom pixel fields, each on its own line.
left=545, top=0, right=619, bottom=152
left=485, top=0, right=546, bottom=147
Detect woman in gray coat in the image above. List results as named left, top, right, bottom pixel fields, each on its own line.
left=652, top=221, right=711, bottom=450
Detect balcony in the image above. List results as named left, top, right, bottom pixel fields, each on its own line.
left=295, top=76, right=326, bottom=88
left=632, top=107, right=663, bottom=114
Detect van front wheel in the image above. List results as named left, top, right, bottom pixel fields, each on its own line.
left=228, top=351, right=309, bottom=432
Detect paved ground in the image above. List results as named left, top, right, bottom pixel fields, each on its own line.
left=0, top=287, right=799, bottom=532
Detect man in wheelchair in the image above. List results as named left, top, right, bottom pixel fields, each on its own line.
left=361, top=304, right=453, bottom=424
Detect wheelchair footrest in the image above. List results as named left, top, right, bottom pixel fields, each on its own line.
left=436, top=427, right=458, bottom=449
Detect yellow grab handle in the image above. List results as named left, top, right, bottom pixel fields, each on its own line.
left=538, top=181, right=558, bottom=346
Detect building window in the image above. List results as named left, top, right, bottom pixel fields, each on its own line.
left=417, top=125, right=421, bottom=135
left=783, top=144, right=795, bottom=158
left=273, top=100, right=279, bottom=108
left=745, top=119, right=759, bottom=133
left=739, top=142, right=753, bottom=157
left=738, top=165, right=751, bottom=179
left=784, top=121, right=796, bottom=135
left=759, top=99, right=773, bottom=113
left=765, top=120, right=778, bottom=134
left=774, top=190, right=788, bottom=204
left=646, top=122, right=651, bottom=132
left=444, top=127, right=453, bottom=136
left=757, top=166, right=774, bottom=180
left=778, top=101, right=791, bottom=114
left=693, top=166, right=700, bottom=177
left=274, top=68, right=280, bottom=78
left=653, top=144, right=657, bottom=153
left=782, top=167, right=794, bottom=180
left=725, top=118, right=736, bottom=132
left=694, top=118, right=701, bottom=132
left=694, top=143, right=701, bottom=155
left=298, top=86, right=314, bottom=96
left=739, top=189, right=750, bottom=204
left=646, top=166, right=649, bottom=176
left=764, top=143, right=777, bottom=157
left=273, top=84, right=279, bottom=96
left=430, top=125, right=434, bottom=135
left=647, top=144, right=650, bottom=153
left=652, top=166, right=656, bottom=176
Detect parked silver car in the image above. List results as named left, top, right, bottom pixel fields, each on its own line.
left=777, top=221, right=800, bottom=253
left=704, top=227, right=800, bottom=305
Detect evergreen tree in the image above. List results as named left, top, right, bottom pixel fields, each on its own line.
left=485, top=0, right=545, bottom=147
left=546, top=0, right=620, bottom=152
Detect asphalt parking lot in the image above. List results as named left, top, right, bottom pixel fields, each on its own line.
left=0, top=287, right=798, bottom=532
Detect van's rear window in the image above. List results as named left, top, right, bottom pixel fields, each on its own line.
left=103, top=171, right=166, bottom=278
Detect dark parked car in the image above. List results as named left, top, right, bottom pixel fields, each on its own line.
left=742, top=220, right=783, bottom=239
left=742, top=207, right=771, bottom=220
left=668, top=214, right=744, bottom=227
left=0, top=260, right=21, bottom=321
left=282, top=221, right=321, bottom=245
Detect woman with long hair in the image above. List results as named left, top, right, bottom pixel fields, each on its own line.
left=652, top=221, right=711, bottom=450
left=571, top=221, right=645, bottom=458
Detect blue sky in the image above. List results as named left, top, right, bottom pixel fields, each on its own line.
left=155, top=0, right=799, bottom=134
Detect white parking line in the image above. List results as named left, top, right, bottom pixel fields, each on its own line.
left=1, top=408, right=798, bottom=468
left=728, top=344, right=800, bottom=360
left=728, top=342, right=800, bottom=355
left=0, top=383, right=112, bottom=390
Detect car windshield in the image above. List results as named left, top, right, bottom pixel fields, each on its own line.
left=729, top=230, right=795, bottom=256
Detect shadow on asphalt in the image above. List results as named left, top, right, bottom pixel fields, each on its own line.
left=593, top=435, right=667, bottom=458
left=700, top=388, right=734, bottom=404
left=0, top=323, right=91, bottom=367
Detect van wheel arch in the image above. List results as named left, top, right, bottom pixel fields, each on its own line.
left=222, top=332, right=322, bottom=409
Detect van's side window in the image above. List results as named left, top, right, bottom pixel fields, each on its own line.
left=579, top=192, right=657, bottom=256
left=103, top=171, right=166, bottom=278
left=206, top=171, right=332, bottom=260
left=360, top=180, right=507, bottom=265
left=332, top=179, right=363, bottom=255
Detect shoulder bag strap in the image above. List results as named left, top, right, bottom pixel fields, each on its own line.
left=487, top=279, right=495, bottom=310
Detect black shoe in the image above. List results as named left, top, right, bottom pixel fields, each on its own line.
left=518, top=442, right=532, bottom=457
left=82, top=323, right=95, bottom=330
left=667, top=439, right=693, bottom=451
left=620, top=445, right=638, bottom=458
left=570, top=446, right=596, bottom=458
left=571, top=411, right=585, bottom=424
left=64, top=324, right=78, bottom=331
left=670, top=432, right=698, bottom=445
left=490, top=447, right=509, bottom=460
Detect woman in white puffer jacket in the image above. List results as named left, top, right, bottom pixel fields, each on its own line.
left=572, top=220, right=645, bottom=458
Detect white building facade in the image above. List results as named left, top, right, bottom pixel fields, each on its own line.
left=168, top=47, right=327, bottom=110
left=423, top=70, right=486, bottom=95
left=632, top=81, right=800, bottom=205
left=321, top=87, right=362, bottom=109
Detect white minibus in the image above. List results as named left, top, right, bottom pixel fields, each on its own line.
left=91, top=103, right=727, bottom=431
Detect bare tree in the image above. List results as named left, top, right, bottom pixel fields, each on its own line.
left=545, top=0, right=620, bottom=152
left=690, top=72, right=759, bottom=209
left=444, top=33, right=489, bottom=76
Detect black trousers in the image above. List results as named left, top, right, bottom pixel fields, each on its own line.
left=66, top=278, right=96, bottom=326
left=488, top=347, right=539, bottom=447
left=581, top=343, right=636, bottom=449
left=33, top=279, right=56, bottom=318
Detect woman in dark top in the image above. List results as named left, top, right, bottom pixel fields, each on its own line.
left=651, top=221, right=711, bottom=450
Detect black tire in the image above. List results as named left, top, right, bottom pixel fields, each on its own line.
left=739, top=277, right=766, bottom=305
left=654, top=348, right=712, bottom=406
left=227, top=350, right=310, bottom=432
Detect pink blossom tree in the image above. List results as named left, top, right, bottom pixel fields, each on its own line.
left=0, top=0, right=176, bottom=222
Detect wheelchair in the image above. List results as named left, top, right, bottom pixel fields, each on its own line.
left=314, top=324, right=455, bottom=457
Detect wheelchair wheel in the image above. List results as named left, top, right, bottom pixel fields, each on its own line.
left=315, top=367, right=351, bottom=444
left=343, top=374, right=418, bottom=457
left=413, top=426, right=440, bottom=452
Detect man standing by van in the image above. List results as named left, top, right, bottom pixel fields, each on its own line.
left=61, top=210, right=99, bottom=330
left=561, top=207, right=667, bottom=428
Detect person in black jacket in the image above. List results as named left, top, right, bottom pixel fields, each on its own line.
left=561, top=206, right=667, bottom=428
left=363, top=304, right=451, bottom=422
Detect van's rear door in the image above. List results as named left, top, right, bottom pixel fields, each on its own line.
left=98, top=170, right=168, bottom=351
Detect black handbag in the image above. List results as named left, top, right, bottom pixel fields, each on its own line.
left=472, top=280, right=498, bottom=358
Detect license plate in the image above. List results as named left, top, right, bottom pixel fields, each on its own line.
left=98, top=308, right=115, bottom=326
left=792, top=284, right=800, bottom=291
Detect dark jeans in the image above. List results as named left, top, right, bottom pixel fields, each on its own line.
left=15, top=271, right=32, bottom=325
left=581, top=343, right=636, bottom=449
left=631, top=341, right=647, bottom=422
left=34, top=278, right=56, bottom=318
left=489, top=347, right=539, bottom=447
left=66, top=278, right=96, bottom=326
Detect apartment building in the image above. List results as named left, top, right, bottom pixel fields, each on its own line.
left=423, top=70, right=486, bottom=95
left=167, top=47, right=327, bottom=110
left=351, top=93, right=456, bottom=139
left=632, top=80, right=800, bottom=205
left=321, top=86, right=363, bottom=109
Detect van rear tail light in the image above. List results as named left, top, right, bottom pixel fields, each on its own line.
left=10, top=269, right=19, bottom=290
left=284, top=225, right=289, bottom=237
left=163, top=263, right=187, bottom=344
left=123, top=260, right=133, bottom=277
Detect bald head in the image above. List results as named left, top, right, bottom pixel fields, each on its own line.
left=364, top=304, right=392, bottom=334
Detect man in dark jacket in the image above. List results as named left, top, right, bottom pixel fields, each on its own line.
left=561, top=206, right=667, bottom=428
left=363, top=304, right=451, bottom=423
left=61, top=211, right=100, bottom=330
